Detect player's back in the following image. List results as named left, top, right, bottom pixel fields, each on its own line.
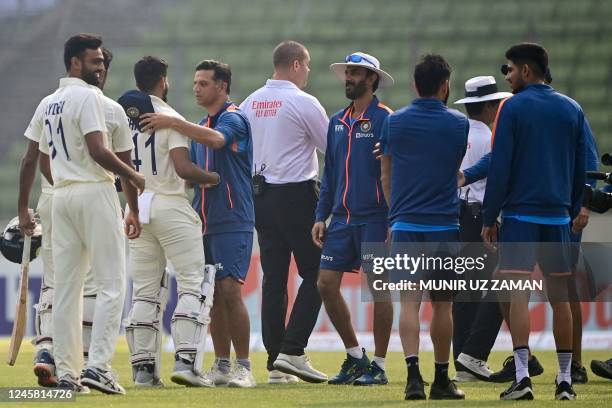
left=38, top=77, right=113, bottom=188
left=100, top=93, right=134, bottom=154
left=128, top=94, right=189, bottom=197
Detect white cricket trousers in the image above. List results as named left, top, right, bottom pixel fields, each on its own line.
left=51, top=181, right=126, bottom=379
left=129, top=195, right=204, bottom=298
left=36, top=192, right=55, bottom=289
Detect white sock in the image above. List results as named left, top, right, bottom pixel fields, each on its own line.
left=373, top=356, right=385, bottom=371
left=514, top=347, right=530, bottom=382
left=556, top=350, right=572, bottom=384
left=346, top=346, right=363, bottom=359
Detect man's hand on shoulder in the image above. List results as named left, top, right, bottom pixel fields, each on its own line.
left=140, top=113, right=176, bottom=133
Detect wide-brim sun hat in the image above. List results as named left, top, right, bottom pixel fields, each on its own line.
left=454, top=75, right=512, bottom=104
left=330, top=52, right=394, bottom=88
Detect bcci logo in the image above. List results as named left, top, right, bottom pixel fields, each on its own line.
left=360, top=121, right=372, bottom=132
left=126, top=106, right=140, bottom=118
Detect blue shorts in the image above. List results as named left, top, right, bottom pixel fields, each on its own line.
left=391, top=230, right=460, bottom=300
left=390, top=230, right=460, bottom=279
left=203, top=232, right=253, bottom=283
left=499, top=218, right=572, bottom=276
left=320, top=221, right=387, bottom=272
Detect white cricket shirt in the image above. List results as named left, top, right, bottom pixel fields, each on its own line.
left=26, top=85, right=135, bottom=192
left=37, top=77, right=112, bottom=188
left=459, top=118, right=491, bottom=204
left=240, top=79, right=328, bottom=184
left=24, top=94, right=55, bottom=194
left=132, top=95, right=190, bottom=197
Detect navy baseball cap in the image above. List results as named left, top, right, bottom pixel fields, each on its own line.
left=117, top=89, right=155, bottom=132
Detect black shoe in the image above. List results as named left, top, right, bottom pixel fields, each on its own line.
left=590, top=358, right=612, bottom=380
left=429, top=380, right=465, bottom=400
left=404, top=377, right=426, bottom=400
left=571, top=361, right=588, bottom=384
left=555, top=380, right=577, bottom=400
left=500, top=377, right=534, bottom=400
left=489, top=355, right=544, bottom=383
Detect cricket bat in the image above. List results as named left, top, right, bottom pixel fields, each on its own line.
left=7, top=234, right=31, bottom=366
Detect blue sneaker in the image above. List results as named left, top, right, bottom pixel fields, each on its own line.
left=353, top=361, right=388, bottom=385
left=33, top=349, right=57, bottom=387
left=328, top=349, right=369, bottom=385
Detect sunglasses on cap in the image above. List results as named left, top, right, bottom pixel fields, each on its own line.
left=345, top=54, right=377, bottom=68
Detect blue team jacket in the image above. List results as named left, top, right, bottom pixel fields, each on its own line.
left=315, top=97, right=391, bottom=224
left=482, top=84, right=586, bottom=226
left=191, top=102, right=255, bottom=235
left=381, top=98, right=469, bottom=226
left=464, top=117, right=599, bottom=188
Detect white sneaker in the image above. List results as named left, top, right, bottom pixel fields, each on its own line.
left=456, top=353, right=493, bottom=381
left=80, top=367, right=125, bottom=395
left=268, top=369, right=300, bottom=384
left=273, top=353, right=327, bottom=383
left=57, top=375, right=90, bottom=394
left=228, top=364, right=256, bottom=388
left=453, top=370, right=479, bottom=382
left=206, top=362, right=233, bottom=386
left=171, top=359, right=215, bottom=388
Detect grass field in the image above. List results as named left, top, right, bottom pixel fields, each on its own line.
left=1, top=339, right=610, bottom=407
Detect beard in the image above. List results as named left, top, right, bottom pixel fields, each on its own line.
left=442, top=86, right=450, bottom=105
left=162, top=86, right=169, bottom=102
left=345, top=79, right=367, bottom=100
left=81, top=65, right=100, bottom=86
left=511, top=77, right=527, bottom=94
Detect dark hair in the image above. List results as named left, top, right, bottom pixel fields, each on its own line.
left=63, top=33, right=102, bottom=71
left=465, top=99, right=501, bottom=118
left=273, top=40, right=308, bottom=69
left=414, top=54, right=451, bottom=97
left=134, top=56, right=168, bottom=92
left=195, top=59, right=232, bottom=94
left=505, top=43, right=548, bottom=79
left=367, top=70, right=380, bottom=92
left=102, top=47, right=113, bottom=70
left=465, top=101, right=486, bottom=116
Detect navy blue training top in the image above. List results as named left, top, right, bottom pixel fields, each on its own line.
left=482, top=84, right=586, bottom=226
left=464, top=117, right=599, bottom=189
left=315, top=96, right=391, bottom=225
left=191, top=101, right=255, bottom=235
left=380, top=98, right=469, bottom=227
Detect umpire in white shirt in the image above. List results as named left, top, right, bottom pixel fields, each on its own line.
left=240, top=40, right=329, bottom=383
left=452, top=76, right=511, bottom=381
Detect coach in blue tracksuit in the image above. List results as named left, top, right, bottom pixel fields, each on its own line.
left=481, top=44, right=585, bottom=401
left=139, top=60, right=256, bottom=387
left=380, top=54, right=468, bottom=401
left=313, top=52, right=394, bottom=386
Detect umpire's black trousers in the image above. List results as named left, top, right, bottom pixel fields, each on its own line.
left=254, top=180, right=322, bottom=370
left=453, top=200, right=503, bottom=364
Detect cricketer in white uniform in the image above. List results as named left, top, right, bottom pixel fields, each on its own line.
left=36, top=33, right=143, bottom=395
left=121, top=56, right=219, bottom=388
left=25, top=47, right=135, bottom=389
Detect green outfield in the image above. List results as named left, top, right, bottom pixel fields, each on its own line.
left=0, top=340, right=610, bottom=407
